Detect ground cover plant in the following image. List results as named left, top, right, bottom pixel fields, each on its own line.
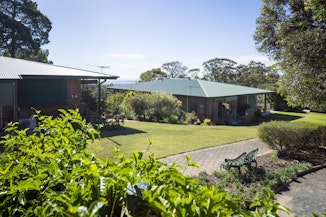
left=196, top=153, right=313, bottom=210
left=0, top=109, right=290, bottom=216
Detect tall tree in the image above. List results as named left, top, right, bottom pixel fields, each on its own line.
left=187, top=68, right=201, bottom=79
left=7, top=49, right=53, bottom=64
left=139, top=68, right=167, bottom=82
left=255, top=0, right=326, bottom=111
left=0, top=0, right=52, bottom=61
left=235, top=61, right=279, bottom=88
left=161, top=61, right=188, bottom=78
left=202, top=58, right=237, bottom=83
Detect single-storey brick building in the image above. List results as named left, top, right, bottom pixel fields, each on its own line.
left=109, top=78, right=273, bottom=124
left=0, top=56, right=118, bottom=128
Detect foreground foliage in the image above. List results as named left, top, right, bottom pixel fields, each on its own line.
left=0, top=109, right=290, bottom=216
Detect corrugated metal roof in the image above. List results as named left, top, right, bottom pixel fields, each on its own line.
left=0, top=56, right=119, bottom=79
left=109, top=78, right=274, bottom=98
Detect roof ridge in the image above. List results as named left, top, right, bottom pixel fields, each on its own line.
left=197, top=80, right=209, bottom=97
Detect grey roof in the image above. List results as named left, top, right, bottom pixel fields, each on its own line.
left=109, top=78, right=274, bottom=98
left=0, top=56, right=119, bottom=80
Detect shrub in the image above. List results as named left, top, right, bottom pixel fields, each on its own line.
left=258, top=121, right=325, bottom=155
left=127, top=91, right=183, bottom=122
left=182, top=111, right=199, bottom=125
left=105, top=92, right=125, bottom=117
left=0, top=109, right=290, bottom=216
left=202, top=118, right=212, bottom=125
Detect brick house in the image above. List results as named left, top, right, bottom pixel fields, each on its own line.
left=109, top=78, right=273, bottom=124
left=0, top=57, right=118, bottom=128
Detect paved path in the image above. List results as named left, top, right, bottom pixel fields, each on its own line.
left=159, top=138, right=273, bottom=176
left=276, top=168, right=326, bottom=217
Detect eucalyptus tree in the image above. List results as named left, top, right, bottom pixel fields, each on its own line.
left=139, top=68, right=167, bottom=82
left=202, top=58, right=237, bottom=83
left=161, top=61, right=188, bottom=78
left=255, top=0, right=326, bottom=111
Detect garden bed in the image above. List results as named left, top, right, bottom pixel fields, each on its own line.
left=194, top=150, right=325, bottom=209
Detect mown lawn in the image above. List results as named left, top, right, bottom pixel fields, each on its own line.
left=88, top=112, right=326, bottom=159
left=263, top=111, right=326, bottom=124
left=88, top=121, right=258, bottom=159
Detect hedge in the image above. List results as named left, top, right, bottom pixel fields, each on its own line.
left=258, top=121, right=326, bottom=155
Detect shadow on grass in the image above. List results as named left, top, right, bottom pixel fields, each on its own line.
left=100, top=127, right=146, bottom=138
left=262, top=113, right=303, bottom=122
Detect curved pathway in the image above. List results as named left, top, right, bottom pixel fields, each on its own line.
left=159, top=138, right=273, bottom=176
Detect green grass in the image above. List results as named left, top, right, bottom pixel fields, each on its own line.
left=263, top=111, right=326, bottom=124
left=88, top=112, right=326, bottom=159
left=88, top=121, right=258, bottom=159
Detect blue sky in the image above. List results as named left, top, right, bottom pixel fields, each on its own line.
left=34, top=0, right=271, bottom=80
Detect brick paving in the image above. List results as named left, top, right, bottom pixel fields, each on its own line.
left=159, top=138, right=273, bottom=176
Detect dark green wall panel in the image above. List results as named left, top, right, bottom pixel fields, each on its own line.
left=18, top=79, right=67, bottom=107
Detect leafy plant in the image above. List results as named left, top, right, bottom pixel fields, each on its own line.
left=202, top=118, right=212, bottom=126
left=127, top=91, right=183, bottom=123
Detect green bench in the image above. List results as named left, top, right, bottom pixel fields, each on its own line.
left=220, top=148, right=259, bottom=174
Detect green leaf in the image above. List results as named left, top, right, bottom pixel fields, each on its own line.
left=89, top=201, right=104, bottom=217
left=171, top=173, right=186, bottom=186
left=0, top=162, right=14, bottom=175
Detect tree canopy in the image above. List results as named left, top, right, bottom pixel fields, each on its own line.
left=254, top=0, right=326, bottom=111
left=161, top=61, right=188, bottom=78
left=0, top=0, right=52, bottom=62
left=202, top=58, right=237, bottom=83
left=139, top=68, right=167, bottom=82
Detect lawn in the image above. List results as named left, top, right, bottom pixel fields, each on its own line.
left=88, top=112, right=326, bottom=159
left=263, top=111, right=326, bottom=124
left=88, top=121, right=258, bottom=159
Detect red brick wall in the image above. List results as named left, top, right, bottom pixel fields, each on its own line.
left=66, top=79, right=81, bottom=109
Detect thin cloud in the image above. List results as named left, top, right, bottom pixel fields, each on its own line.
left=232, top=55, right=272, bottom=64
left=106, top=53, right=145, bottom=60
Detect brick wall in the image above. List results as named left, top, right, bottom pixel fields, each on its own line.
left=66, top=79, right=81, bottom=109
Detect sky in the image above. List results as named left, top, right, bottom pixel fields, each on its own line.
left=34, top=0, right=272, bottom=81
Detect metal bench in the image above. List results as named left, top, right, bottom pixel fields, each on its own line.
left=220, top=152, right=247, bottom=174
left=220, top=149, right=259, bottom=174
left=244, top=148, right=259, bottom=168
